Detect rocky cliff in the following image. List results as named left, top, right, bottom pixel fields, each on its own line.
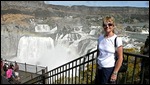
left=1, top=1, right=149, bottom=59
left=1, top=1, right=149, bottom=21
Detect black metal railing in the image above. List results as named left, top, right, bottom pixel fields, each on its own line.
left=23, top=49, right=149, bottom=84
left=120, top=52, right=149, bottom=84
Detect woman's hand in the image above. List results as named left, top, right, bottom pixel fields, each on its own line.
left=110, top=72, right=117, bottom=82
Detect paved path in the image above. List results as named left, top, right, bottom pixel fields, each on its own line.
left=1, top=75, right=10, bottom=84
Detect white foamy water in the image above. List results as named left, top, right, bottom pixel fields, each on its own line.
left=10, top=24, right=97, bottom=72
left=11, top=36, right=80, bottom=71
left=35, top=24, right=50, bottom=32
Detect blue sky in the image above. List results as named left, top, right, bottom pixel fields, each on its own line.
left=44, top=1, right=149, bottom=7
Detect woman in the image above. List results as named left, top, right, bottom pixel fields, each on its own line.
left=95, top=16, right=123, bottom=84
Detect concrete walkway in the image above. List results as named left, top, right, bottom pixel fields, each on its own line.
left=1, top=75, right=10, bottom=84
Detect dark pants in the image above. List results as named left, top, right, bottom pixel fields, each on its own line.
left=95, top=67, right=115, bottom=84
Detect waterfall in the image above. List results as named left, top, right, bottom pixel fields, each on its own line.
left=10, top=24, right=97, bottom=71
left=12, top=35, right=81, bottom=70
left=14, top=36, right=53, bottom=64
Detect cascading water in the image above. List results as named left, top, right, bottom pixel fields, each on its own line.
left=12, top=35, right=82, bottom=71
left=16, top=36, right=54, bottom=64
left=35, top=24, right=51, bottom=32
left=11, top=24, right=97, bottom=72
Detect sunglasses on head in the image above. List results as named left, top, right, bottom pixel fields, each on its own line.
left=103, top=23, right=114, bottom=27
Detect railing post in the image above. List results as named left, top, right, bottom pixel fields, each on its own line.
left=140, top=58, right=145, bottom=84
left=36, top=65, right=37, bottom=73
left=25, top=63, right=27, bottom=71
left=25, top=63, right=27, bottom=76
left=42, top=69, right=45, bottom=84
left=45, top=67, right=49, bottom=84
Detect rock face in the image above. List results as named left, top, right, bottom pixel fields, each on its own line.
left=1, top=1, right=149, bottom=59
left=141, top=36, right=149, bottom=84
left=1, top=1, right=149, bottom=20
left=143, top=36, right=149, bottom=55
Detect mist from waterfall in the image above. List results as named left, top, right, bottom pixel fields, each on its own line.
left=11, top=36, right=82, bottom=70
left=10, top=24, right=97, bottom=71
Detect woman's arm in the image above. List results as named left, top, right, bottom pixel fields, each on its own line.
left=113, top=45, right=123, bottom=73
left=110, top=45, right=123, bottom=81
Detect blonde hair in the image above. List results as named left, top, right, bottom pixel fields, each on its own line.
left=103, top=16, right=115, bottom=25
left=102, top=16, right=115, bottom=33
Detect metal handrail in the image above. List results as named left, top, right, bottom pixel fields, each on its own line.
left=23, top=49, right=149, bottom=84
